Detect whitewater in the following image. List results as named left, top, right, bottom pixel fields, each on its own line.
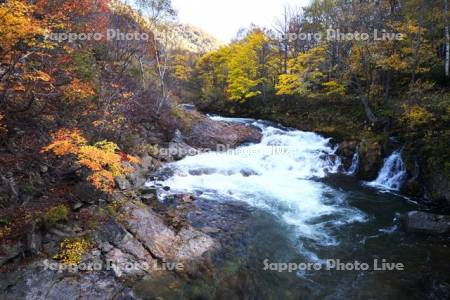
left=157, top=117, right=368, bottom=257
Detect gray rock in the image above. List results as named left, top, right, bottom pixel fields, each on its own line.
left=98, top=219, right=157, bottom=277
left=121, top=203, right=214, bottom=262
left=26, top=226, right=42, bottom=255
left=141, top=193, right=156, bottom=203
left=0, top=261, right=137, bottom=300
left=404, top=211, right=450, bottom=234
left=139, top=186, right=157, bottom=195
left=115, top=177, right=131, bottom=191
left=40, top=165, right=49, bottom=173
left=72, top=202, right=84, bottom=211
left=0, top=242, right=23, bottom=267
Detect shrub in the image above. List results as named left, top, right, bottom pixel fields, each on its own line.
left=53, top=237, right=91, bottom=265
left=44, top=205, right=69, bottom=226
left=42, top=129, right=139, bottom=193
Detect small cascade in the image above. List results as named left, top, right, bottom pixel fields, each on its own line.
left=369, top=151, right=407, bottom=191
left=346, top=147, right=360, bottom=175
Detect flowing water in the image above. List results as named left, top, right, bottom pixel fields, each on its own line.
left=135, top=117, right=450, bottom=300
left=368, top=150, right=407, bottom=191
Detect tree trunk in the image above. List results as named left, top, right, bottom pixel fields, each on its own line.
left=445, top=0, right=449, bottom=78
left=360, top=94, right=378, bottom=124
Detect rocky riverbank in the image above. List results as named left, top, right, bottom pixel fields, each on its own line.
left=0, top=109, right=262, bottom=299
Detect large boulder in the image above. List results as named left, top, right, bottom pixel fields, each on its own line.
left=120, top=203, right=215, bottom=262
left=179, top=111, right=262, bottom=150
left=357, top=139, right=384, bottom=180
left=97, top=218, right=157, bottom=277
left=337, top=140, right=359, bottom=170
left=403, top=211, right=450, bottom=234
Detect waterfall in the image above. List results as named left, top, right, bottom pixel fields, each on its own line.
left=368, top=151, right=407, bottom=191
left=345, top=147, right=360, bottom=175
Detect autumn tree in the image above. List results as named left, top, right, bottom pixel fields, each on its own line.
left=227, top=31, right=279, bottom=102
left=42, top=129, right=139, bottom=193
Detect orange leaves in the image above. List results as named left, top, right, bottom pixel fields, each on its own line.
left=42, top=129, right=140, bottom=193
left=24, top=71, right=52, bottom=82
left=62, top=79, right=97, bottom=101
left=87, top=170, right=115, bottom=193
left=42, top=129, right=87, bottom=156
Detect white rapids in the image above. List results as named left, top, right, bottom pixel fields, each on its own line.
left=155, top=117, right=367, bottom=256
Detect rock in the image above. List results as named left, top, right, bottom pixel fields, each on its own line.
left=120, top=203, right=214, bottom=262
left=153, top=167, right=175, bottom=181
left=140, top=186, right=157, bottom=195
left=182, top=195, right=194, bottom=203
left=201, top=227, right=220, bottom=234
left=181, top=110, right=262, bottom=150
left=141, top=193, right=156, bottom=204
left=175, top=228, right=215, bottom=261
left=178, top=103, right=196, bottom=111
left=0, top=261, right=137, bottom=300
left=98, top=219, right=157, bottom=277
left=40, top=165, right=48, bottom=173
left=403, top=211, right=450, bottom=234
left=114, top=177, right=131, bottom=191
left=424, top=168, right=450, bottom=206
left=240, top=168, right=259, bottom=177
left=357, top=139, right=384, bottom=180
left=26, top=221, right=42, bottom=255
left=74, top=182, right=101, bottom=204
left=0, top=242, right=23, bottom=267
left=72, top=202, right=84, bottom=211
left=167, top=141, right=198, bottom=161
left=98, top=241, right=114, bottom=253
left=163, top=186, right=171, bottom=191
left=337, top=140, right=358, bottom=169
left=105, top=248, right=148, bottom=278
left=189, top=168, right=216, bottom=176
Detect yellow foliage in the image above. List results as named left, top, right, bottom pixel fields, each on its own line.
left=401, top=105, right=434, bottom=129
left=276, top=74, right=304, bottom=96
left=0, top=0, right=44, bottom=52
left=42, top=129, right=139, bottom=193
left=226, top=31, right=277, bottom=102
left=53, top=238, right=91, bottom=265
left=322, top=80, right=346, bottom=98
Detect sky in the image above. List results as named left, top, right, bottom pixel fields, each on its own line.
left=172, top=0, right=311, bottom=42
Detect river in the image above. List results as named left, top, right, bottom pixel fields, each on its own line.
left=135, top=116, right=450, bottom=300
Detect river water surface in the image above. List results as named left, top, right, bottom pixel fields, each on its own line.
left=135, top=117, right=450, bottom=300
